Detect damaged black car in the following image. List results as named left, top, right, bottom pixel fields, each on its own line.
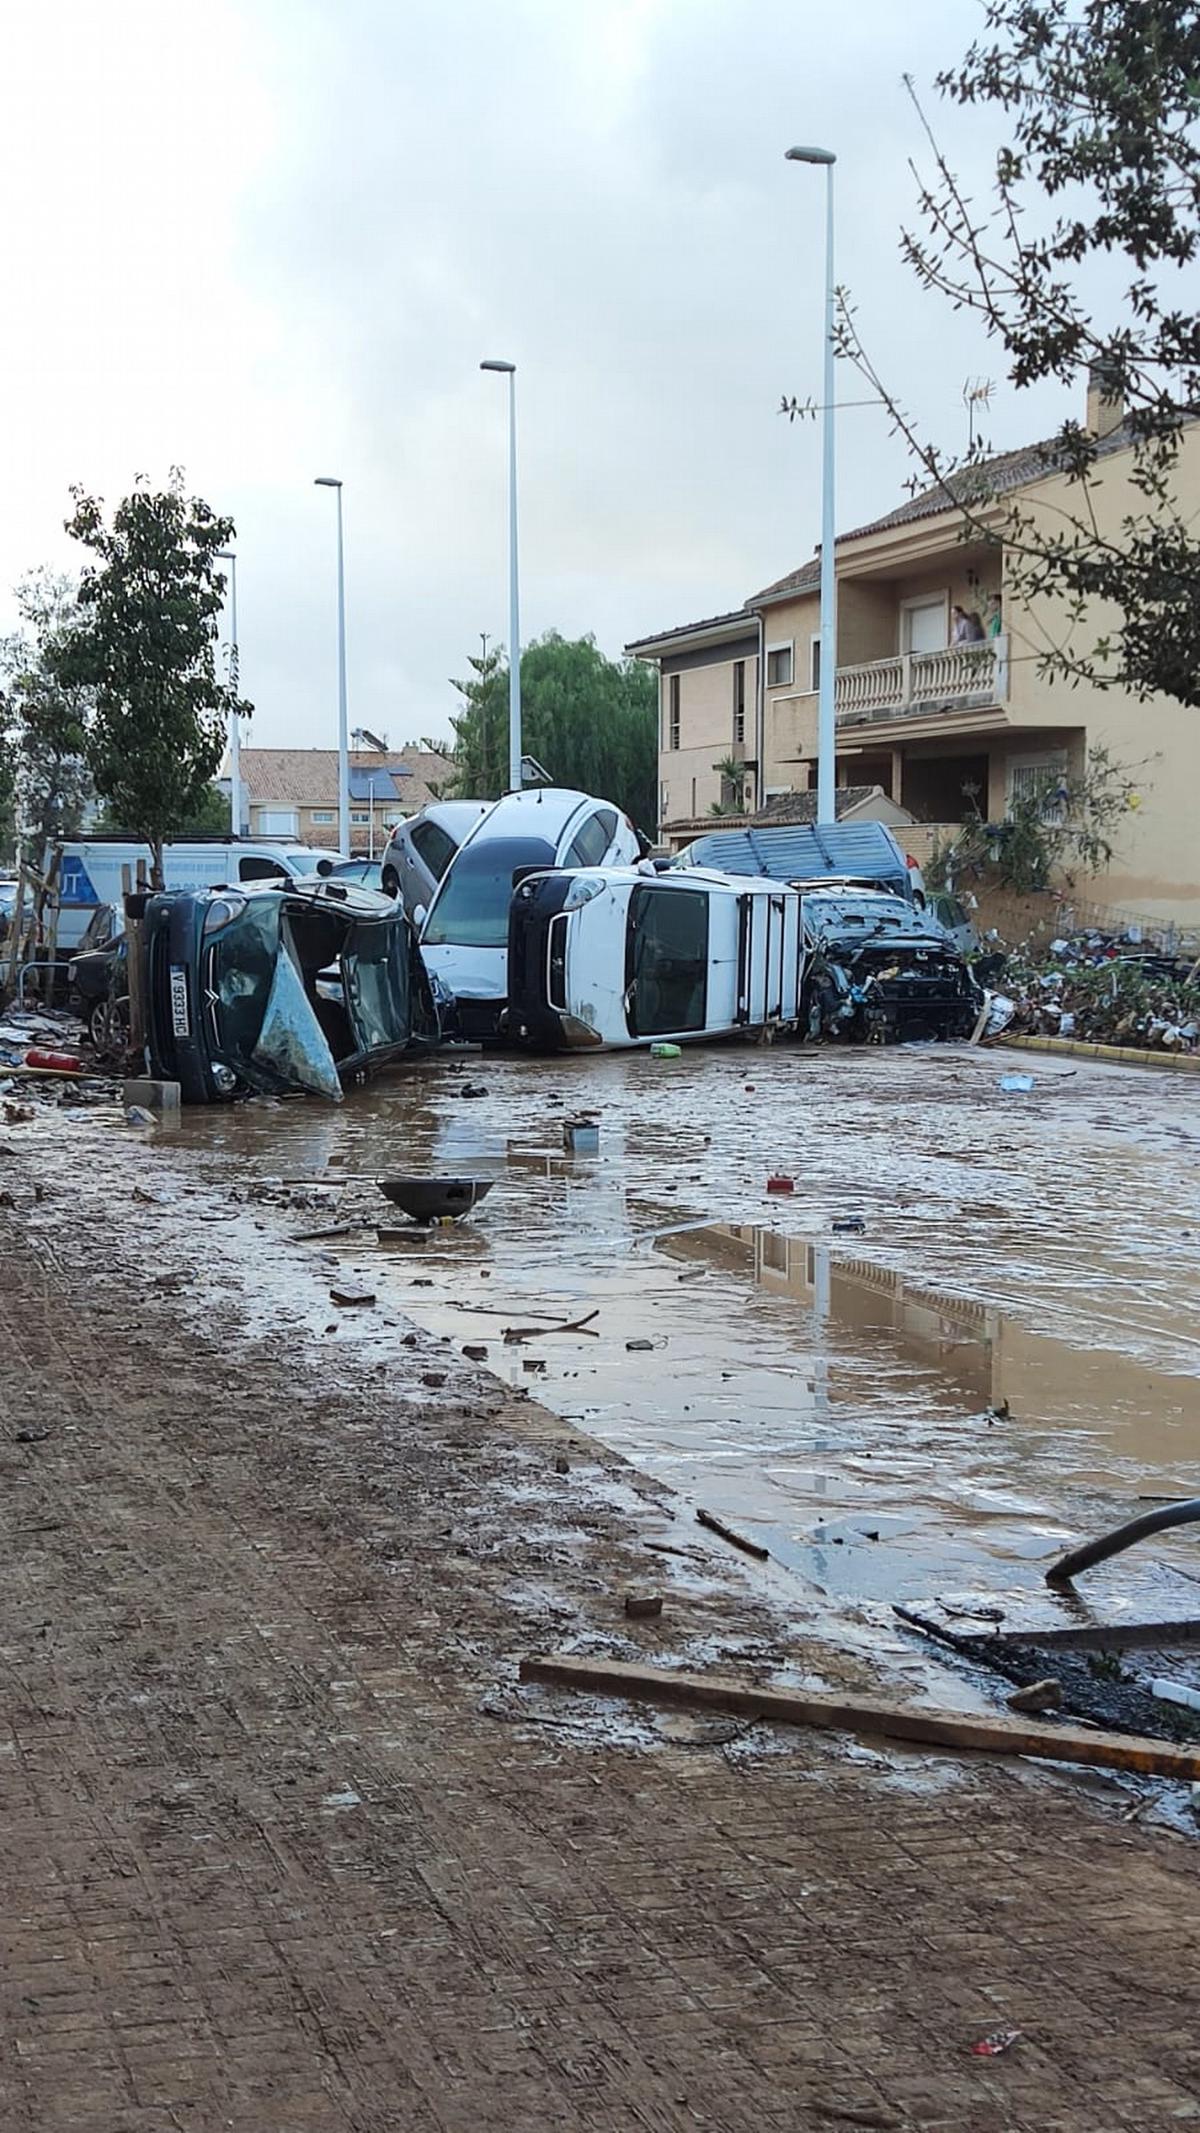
left=144, top=878, right=441, bottom=1102
left=800, top=885, right=983, bottom=1044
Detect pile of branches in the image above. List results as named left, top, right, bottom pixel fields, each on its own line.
left=997, top=936, right=1200, bottom=1053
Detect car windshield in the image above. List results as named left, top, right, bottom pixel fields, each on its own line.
left=624, top=885, right=709, bottom=1036
left=423, top=835, right=556, bottom=947
left=208, top=898, right=282, bottom=1061
left=283, top=849, right=330, bottom=874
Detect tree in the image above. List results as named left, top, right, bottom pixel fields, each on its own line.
left=438, top=631, right=658, bottom=832
left=0, top=570, right=95, bottom=853
left=53, top=473, right=250, bottom=884
left=834, top=1, right=1200, bottom=706
left=927, top=744, right=1145, bottom=894
left=709, top=755, right=747, bottom=815
left=96, top=782, right=232, bottom=838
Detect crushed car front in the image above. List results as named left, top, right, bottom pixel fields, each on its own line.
left=799, top=886, right=982, bottom=1044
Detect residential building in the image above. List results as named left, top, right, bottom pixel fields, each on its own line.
left=625, top=609, right=760, bottom=834
left=228, top=747, right=451, bottom=855
left=632, top=377, right=1200, bottom=922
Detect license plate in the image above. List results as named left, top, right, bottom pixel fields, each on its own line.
left=169, top=966, right=190, bottom=1037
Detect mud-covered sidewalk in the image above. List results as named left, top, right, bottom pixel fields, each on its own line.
left=2, top=1111, right=1199, bottom=2133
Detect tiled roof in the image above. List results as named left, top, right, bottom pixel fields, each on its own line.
left=236, top=747, right=451, bottom=812
left=752, top=784, right=880, bottom=826
left=750, top=419, right=1139, bottom=604
left=624, top=607, right=754, bottom=656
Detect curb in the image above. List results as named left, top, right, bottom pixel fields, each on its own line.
left=998, top=1033, right=1200, bottom=1074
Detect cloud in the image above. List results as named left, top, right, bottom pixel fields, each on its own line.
left=0, top=0, right=1074, bottom=753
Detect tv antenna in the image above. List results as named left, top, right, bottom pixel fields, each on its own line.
left=963, top=377, right=995, bottom=453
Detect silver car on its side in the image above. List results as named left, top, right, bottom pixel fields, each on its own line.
left=380, top=801, right=491, bottom=922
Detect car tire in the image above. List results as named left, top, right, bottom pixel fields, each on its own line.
left=382, top=867, right=400, bottom=899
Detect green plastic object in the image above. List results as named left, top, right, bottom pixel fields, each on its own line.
left=649, top=1041, right=682, bottom=1059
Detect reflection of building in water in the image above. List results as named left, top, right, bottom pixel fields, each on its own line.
left=724, top=1227, right=997, bottom=1407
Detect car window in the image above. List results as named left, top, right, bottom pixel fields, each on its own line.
left=239, top=855, right=289, bottom=882
left=563, top=809, right=617, bottom=869
left=423, top=835, right=556, bottom=947
left=344, top=922, right=412, bottom=1052
left=624, top=886, right=709, bottom=1037
left=410, top=820, right=457, bottom=879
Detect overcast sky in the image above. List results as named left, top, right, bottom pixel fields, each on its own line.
left=0, top=0, right=1074, bottom=752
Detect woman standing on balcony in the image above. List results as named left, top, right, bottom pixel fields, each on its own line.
left=952, top=604, right=986, bottom=643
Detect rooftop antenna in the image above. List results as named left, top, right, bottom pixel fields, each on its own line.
left=351, top=725, right=389, bottom=752
left=963, top=377, right=995, bottom=454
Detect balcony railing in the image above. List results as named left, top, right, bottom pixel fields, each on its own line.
left=835, top=636, right=1007, bottom=726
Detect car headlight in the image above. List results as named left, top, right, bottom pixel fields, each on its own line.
left=203, top=894, right=246, bottom=935
left=211, top=1062, right=239, bottom=1095
left=563, top=875, right=606, bottom=911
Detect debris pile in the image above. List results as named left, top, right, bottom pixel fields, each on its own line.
left=996, top=934, right=1200, bottom=1053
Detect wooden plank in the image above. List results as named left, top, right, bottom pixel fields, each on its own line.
left=517, top=1653, right=1200, bottom=1781
left=696, top=1508, right=770, bottom=1560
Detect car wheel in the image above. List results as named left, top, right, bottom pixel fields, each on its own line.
left=382, top=867, right=400, bottom=899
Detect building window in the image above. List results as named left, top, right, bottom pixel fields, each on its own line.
left=311, top=810, right=334, bottom=824
left=667, top=673, right=681, bottom=750
left=766, top=641, right=794, bottom=688
left=810, top=637, right=821, bottom=692
left=732, top=660, right=746, bottom=745
left=256, top=808, right=298, bottom=835
left=350, top=810, right=370, bottom=826
left=1009, top=755, right=1069, bottom=823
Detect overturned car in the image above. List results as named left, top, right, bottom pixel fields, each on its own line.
left=800, top=884, right=982, bottom=1044
left=145, top=878, right=440, bottom=1102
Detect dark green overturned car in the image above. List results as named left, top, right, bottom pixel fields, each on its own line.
left=145, top=877, right=441, bottom=1102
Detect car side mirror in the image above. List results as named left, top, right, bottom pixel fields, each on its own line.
left=413, top=903, right=427, bottom=930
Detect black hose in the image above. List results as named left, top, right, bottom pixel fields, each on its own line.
left=1046, top=1498, right=1200, bottom=1586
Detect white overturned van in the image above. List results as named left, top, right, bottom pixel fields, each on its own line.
left=53, top=837, right=342, bottom=950
left=506, top=865, right=806, bottom=1051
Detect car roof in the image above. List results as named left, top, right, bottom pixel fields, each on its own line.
left=458, top=787, right=600, bottom=851
left=395, top=800, right=490, bottom=837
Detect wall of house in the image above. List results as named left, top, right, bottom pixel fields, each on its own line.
left=658, top=649, right=758, bottom=827
left=1006, top=426, right=1200, bottom=921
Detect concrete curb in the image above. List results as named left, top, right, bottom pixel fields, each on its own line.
left=998, top=1033, right=1200, bottom=1074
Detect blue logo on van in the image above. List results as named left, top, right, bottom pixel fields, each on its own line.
left=58, top=856, right=99, bottom=906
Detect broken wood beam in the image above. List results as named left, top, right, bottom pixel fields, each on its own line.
left=696, top=1507, right=770, bottom=1560
left=516, top=1654, right=1200, bottom=1781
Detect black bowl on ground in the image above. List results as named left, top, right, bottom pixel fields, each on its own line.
left=375, top=1175, right=494, bottom=1223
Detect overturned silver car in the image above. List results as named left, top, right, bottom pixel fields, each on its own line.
left=800, top=884, right=982, bottom=1044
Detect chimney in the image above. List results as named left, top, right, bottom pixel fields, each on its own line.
left=1086, top=358, right=1125, bottom=440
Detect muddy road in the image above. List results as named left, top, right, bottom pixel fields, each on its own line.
left=172, top=1041, right=1200, bottom=1626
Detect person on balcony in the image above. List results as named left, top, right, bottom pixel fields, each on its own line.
left=952, top=604, right=986, bottom=644
left=986, top=593, right=1003, bottom=638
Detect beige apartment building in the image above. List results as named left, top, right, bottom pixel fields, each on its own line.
left=231, top=747, right=450, bottom=855
left=630, top=382, right=1200, bottom=923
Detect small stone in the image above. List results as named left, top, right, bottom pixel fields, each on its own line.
left=330, top=1284, right=375, bottom=1308
left=1006, top=1677, right=1062, bottom=1714
left=624, top=1592, right=664, bottom=1620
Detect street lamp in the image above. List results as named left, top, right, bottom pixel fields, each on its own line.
left=786, top=144, right=837, bottom=826
left=314, top=476, right=350, bottom=853
left=216, top=550, right=241, bottom=837
left=480, top=359, right=522, bottom=793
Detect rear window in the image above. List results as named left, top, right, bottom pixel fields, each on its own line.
left=410, top=820, right=458, bottom=880
left=423, top=835, right=556, bottom=947
left=563, top=809, right=617, bottom=869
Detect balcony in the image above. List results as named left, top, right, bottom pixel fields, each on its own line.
left=836, top=636, right=1008, bottom=728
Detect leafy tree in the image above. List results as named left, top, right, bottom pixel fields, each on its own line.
left=834, top=1, right=1200, bottom=705
left=95, top=782, right=232, bottom=838
left=53, top=473, right=250, bottom=884
left=438, top=631, right=658, bottom=833
left=0, top=570, right=94, bottom=853
left=709, top=754, right=747, bottom=815
left=927, top=744, right=1145, bottom=894
left=0, top=706, right=15, bottom=863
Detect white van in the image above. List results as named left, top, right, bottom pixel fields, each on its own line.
left=506, top=865, right=806, bottom=1051
left=53, top=837, right=341, bottom=950
left=418, top=788, right=641, bottom=1040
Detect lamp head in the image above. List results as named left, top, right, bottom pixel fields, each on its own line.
left=313, top=475, right=343, bottom=488
left=480, top=359, right=516, bottom=374
left=786, top=145, right=836, bottom=165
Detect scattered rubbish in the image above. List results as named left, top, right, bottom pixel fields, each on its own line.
left=649, top=1042, right=681, bottom=1059
left=502, top=1309, right=599, bottom=1343
left=832, top=1216, right=866, bottom=1234
left=376, top=1175, right=494, bottom=1223
left=421, top=1371, right=447, bottom=1388
left=293, top=1221, right=363, bottom=1244
left=518, top=1655, right=1200, bottom=1779
left=998, top=1072, right=1035, bottom=1093
left=1006, top=1678, right=1062, bottom=1714
left=1150, top=1678, right=1200, bottom=1714
left=553, top=1454, right=570, bottom=1475
left=625, top=1338, right=654, bottom=1352
left=522, top=1358, right=547, bottom=1374
left=457, top=1082, right=488, bottom=1099
left=624, top=1593, right=664, bottom=1620
left=969, top=2030, right=1022, bottom=2058
left=330, top=1283, right=375, bottom=1308
left=121, top=1076, right=181, bottom=1114
left=462, top=1344, right=488, bottom=1362
left=123, top=1106, right=156, bottom=1129
left=696, top=1508, right=770, bottom=1561
left=766, top=1174, right=795, bottom=1193
left=562, top=1119, right=599, bottom=1153
left=14, top=1428, right=51, bottom=1445
left=23, top=1048, right=84, bottom=1073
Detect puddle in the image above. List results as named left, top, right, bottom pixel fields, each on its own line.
left=166, top=1047, right=1200, bottom=1617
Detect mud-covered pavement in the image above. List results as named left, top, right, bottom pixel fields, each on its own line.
left=2, top=1048, right=1200, bottom=2130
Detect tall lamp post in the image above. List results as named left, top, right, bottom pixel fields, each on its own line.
left=314, top=476, right=350, bottom=852
left=480, top=359, right=522, bottom=793
left=217, top=549, right=241, bottom=837
left=785, top=145, right=837, bottom=826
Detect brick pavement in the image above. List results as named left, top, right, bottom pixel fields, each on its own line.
left=0, top=1119, right=1198, bottom=2131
